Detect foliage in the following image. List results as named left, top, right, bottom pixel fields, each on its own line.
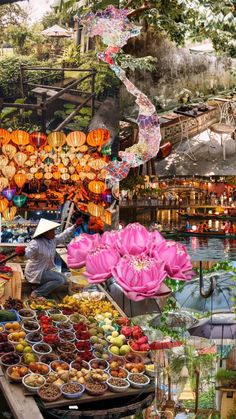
left=216, top=368, right=236, bottom=385
left=41, top=9, right=73, bottom=29
left=0, top=4, right=27, bottom=31
left=0, top=55, right=63, bottom=99
left=54, top=103, right=91, bottom=131
left=120, top=173, right=146, bottom=190
left=183, top=387, right=215, bottom=410
left=5, top=24, right=31, bottom=54
left=0, top=98, right=40, bottom=131
left=118, top=53, right=157, bottom=72
left=61, top=42, right=81, bottom=67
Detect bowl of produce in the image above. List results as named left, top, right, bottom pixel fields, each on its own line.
left=58, top=331, right=75, bottom=342
left=69, top=313, right=87, bottom=324
left=107, top=377, right=130, bottom=393
left=125, top=361, right=145, bottom=374
left=22, top=353, right=39, bottom=366
left=0, top=352, right=21, bottom=367
left=57, top=342, right=76, bottom=354
left=8, top=331, right=27, bottom=346
left=40, top=353, right=59, bottom=365
left=128, top=341, right=150, bottom=357
left=61, top=382, right=85, bottom=399
left=18, top=309, right=36, bottom=321
left=0, top=342, right=15, bottom=355
left=60, top=352, right=76, bottom=364
left=6, top=364, right=29, bottom=383
left=0, top=332, right=9, bottom=343
left=47, top=309, right=62, bottom=316
left=145, top=364, right=155, bottom=377
left=0, top=309, right=20, bottom=324
left=125, top=353, right=143, bottom=364
left=109, top=357, right=125, bottom=369
left=22, top=321, right=40, bottom=333
left=51, top=314, right=68, bottom=324
left=57, top=322, right=73, bottom=331
left=32, top=343, right=52, bottom=356
left=50, top=360, right=70, bottom=372
left=70, top=358, right=90, bottom=371
left=109, top=367, right=128, bottom=379
left=128, top=373, right=150, bottom=389
left=89, top=358, right=109, bottom=371
left=37, top=383, right=62, bottom=402
left=89, top=368, right=109, bottom=382
left=22, top=373, right=46, bottom=393
left=26, top=332, right=43, bottom=345
left=0, top=325, right=5, bottom=333
left=85, top=381, right=108, bottom=396
left=4, top=321, right=21, bottom=334
left=28, top=361, right=50, bottom=376
left=4, top=298, right=23, bottom=311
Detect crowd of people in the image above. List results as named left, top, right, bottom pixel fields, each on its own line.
left=185, top=220, right=236, bottom=234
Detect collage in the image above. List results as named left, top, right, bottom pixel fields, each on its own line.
left=0, top=0, right=235, bottom=419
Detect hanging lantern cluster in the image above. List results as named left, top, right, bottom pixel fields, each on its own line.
left=0, top=128, right=114, bottom=224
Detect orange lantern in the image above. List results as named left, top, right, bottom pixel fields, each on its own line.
left=66, top=131, right=86, bottom=149
left=3, top=206, right=17, bottom=221
left=71, top=174, right=80, bottom=182
left=88, top=180, right=106, bottom=194
left=53, top=171, right=60, bottom=180
left=26, top=145, right=35, bottom=154
left=47, top=132, right=66, bottom=150
left=2, top=166, right=16, bottom=179
left=71, top=158, right=79, bottom=167
left=14, top=152, right=27, bottom=167
left=86, top=129, right=110, bottom=149
left=78, top=145, right=88, bottom=153
left=35, top=172, right=43, bottom=180
left=44, top=145, right=53, bottom=153
left=14, top=173, right=27, bottom=188
left=0, top=129, right=11, bottom=145
left=0, top=198, right=9, bottom=213
left=2, top=144, right=16, bottom=159
left=103, top=210, right=112, bottom=225
left=88, top=158, right=107, bottom=171
left=0, top=177, right=8, bottom=192
left=44, top=173, right=53, bottom=180
left=11, top=130, right=29, bottom=147
left=87, top=202, right=105, bottom=217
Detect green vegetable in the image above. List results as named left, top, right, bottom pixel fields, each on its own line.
left=0, top=310, right=17, bottom=322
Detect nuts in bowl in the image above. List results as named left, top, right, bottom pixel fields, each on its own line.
left=85, top=381, right=108, bottom=396
left=61, top=382, right=85, bottom=399
left=128, top=373, right=150, bottom=388
left=107, top=377, right=130, bottom=393
left=37, top=383, right=62, bottom=402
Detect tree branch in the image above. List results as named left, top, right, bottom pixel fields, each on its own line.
left=127, top=4, right=154, bottom=18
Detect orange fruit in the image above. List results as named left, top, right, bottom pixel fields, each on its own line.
left=18, top=331, right=26, bottom=339
left=12, top=322, right=20, bottom=330
left=5, top=323, right=11, bottom=329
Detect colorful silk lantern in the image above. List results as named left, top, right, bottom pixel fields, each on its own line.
left=87, top=202, right=105, bottom=217
left=101, top=144, right=112, bottom=155
left=45, top=157, right=53, bottom=165
left=14, top=173, right=27, bottom=188
left=66, top=131, right=86, bottom=149
left=0, top=177, right=8, bottom=192
left=13, top=195, right=27, bottom=208
left=29, top=131, right=47, bottom=148
left=27, top=173, right=34, bottom=181
left=26, top=144, right=35, bottom=154
left=14, top=152, right=27, bottom=167
left=0, top=197, right=9, bottom=213
left=11, top=130, right=29, bottom=147
left=88, top=158, right=107, bottom=171
left=61, top=173, right=70, bottom=181
left=101, top=189, right=113, bottom=203
left=44, top=173, right=53, bottom=180
left=71, top=174, right=80, bottom=182
left=2, top=206, right=17, bottom=221
left=103, top=210, right=112, bottom=225
left=62, top=144, right=70, bottom=153
left=53, top=171, right=60, bottom=180
left=71, top=158, right=79, bottom=167
left=86, top=129, right=110, bottom=149
left=69, top=166, right=75, bottom=174
left=44, top=145, right=53, bottom=153
left=88, top=180, right=106, bottom=194
left=2, top=188, right=16, bottom=201
left=78, top=145, right=88, bottom=153
left=35, top=172, right=43, bottom=180
left=2, top=144, right=16, bottom=159
left=47, top=132, right=66, bottom=150
left=0, top=156, right=9, bottom=170
left=0, top=129, right=11, bottom=145
left=2, top=166, right=16, bottom=179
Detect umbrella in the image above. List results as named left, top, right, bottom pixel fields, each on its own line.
left=42, top=25, right=71, bottom=38
left=150, top=311, right=196, bottom=329
left=174, top=270, right=236, bottom=313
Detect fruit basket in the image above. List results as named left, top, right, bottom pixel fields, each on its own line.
left=6, top=364, right=29, bottom=383
left=37, top=383, right=62, bottom=402
left=128, top=341, right=149, bottom=357
left=22, top=373, right=46, bottom=393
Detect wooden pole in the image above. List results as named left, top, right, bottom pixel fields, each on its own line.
left=194, top=368, right=200, bottom=414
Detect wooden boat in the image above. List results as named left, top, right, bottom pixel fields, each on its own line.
left=178, top=212, right=236, bottom=220
left=177, top=230, right=236, bottom=239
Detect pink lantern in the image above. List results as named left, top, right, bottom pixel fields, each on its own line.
left=85, top=244, right=120, bottom=283
left=112, top=254, right=167, bottom=301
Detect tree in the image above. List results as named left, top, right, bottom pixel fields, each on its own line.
left=6, top=24, right=31, bottom=54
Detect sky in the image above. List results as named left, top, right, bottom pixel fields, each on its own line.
left=21, top=0, right=55, bottom=23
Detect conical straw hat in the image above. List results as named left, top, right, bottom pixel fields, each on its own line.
left=32, top=218, right=61, bottom=239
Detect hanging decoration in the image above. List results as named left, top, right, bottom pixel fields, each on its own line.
left=2, top=188, right=16, bottom=201
left=47, top=132, right=66, bottom=150
left=81, top=6, right=161, bottom=183
left=11, top=130, right=29, bottom=148
left=0, top=128, right=11, bottom=145
left=13, top=195, right=27, bottom=208
left=0, top=178, right=9, bottom=192
left=14, top=173, right=27, bottom=189
left=2, top=206, right=17, bottom=221
left=2, top=166, right=16, bottom=179
left=86, top=129, right=110, bottom=150
left=29, top=132, right=47, bottom=149
left=2, top=144, right=16, bottom=160
left=14, top=152, right=27, bottom=167
left=66, top=131, right=86, bottom=150
left=0, top=198, right=9, bottom=213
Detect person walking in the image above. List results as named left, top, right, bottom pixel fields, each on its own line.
left=24, top=218, right=81, bottom=298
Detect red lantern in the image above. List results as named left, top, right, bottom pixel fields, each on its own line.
left=86, top=129, right=110, bottom=149
left=29, top=132, right=47, bottom=149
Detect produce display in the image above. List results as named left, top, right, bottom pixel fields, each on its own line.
left=0, top=292, right=153, bottom=404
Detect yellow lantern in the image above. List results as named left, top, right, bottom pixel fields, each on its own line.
left=0, top=198, right=9, bottom=213
left=103, top=210, right=112, bottom=225
left=71, top=174, right=80, bottom=182
left=3, top=206, right=17, bottom=221
left=47, top=132, right=66, bottom=150
left=53, top=171, right=60, bottom=180
left=61, top=173, right=70, bottom=181
left=88, top=180, right=106, bottom=194
left=2, top=166, right=16, bottom=179
left=44, top=173, right=53, bottom=180
left=69, top=166, right=75, bottom=174
left=78, top=145, right=88, bottom=153
left=26, top=145, right=35, bottom=154
left=88, top=158, right=107, bottom=171
left=2, top=144, right=16, bottom=159
left=44, top=145, right=53, bottom=153
left=0, top=156, right=9, bottom=170
left=14, top=152, right=27, bottom=167
left=87, top=202, right=105, bottom=217
left=66, top=131, right=86, bottom=149
left=71, top=158, right=79, bottom=167
left=14, top=173, right=27, bottom=188
left=0, top=129, right=11, bottom=145
left=11, top=130, right=29, bottom=147
left=35, top=172, right=43, bottom=180
left=27, top=173, right=34, bottom=181
left=0, top=177, right=9, bottom=192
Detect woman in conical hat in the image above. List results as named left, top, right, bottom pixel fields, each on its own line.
left=24, top=218, right=81, bottom=298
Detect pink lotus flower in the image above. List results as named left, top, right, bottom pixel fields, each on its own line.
left=112, top=254, right=167, bottom=301
left=85, top=244, right=120, bottom=283
left=117, top=223, right=149, bottom=256
left=67, top=233, right=100, bottom=269
left=151, top=240, right=194, bottom=281
left=101, top=230, right=120, bottom=248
